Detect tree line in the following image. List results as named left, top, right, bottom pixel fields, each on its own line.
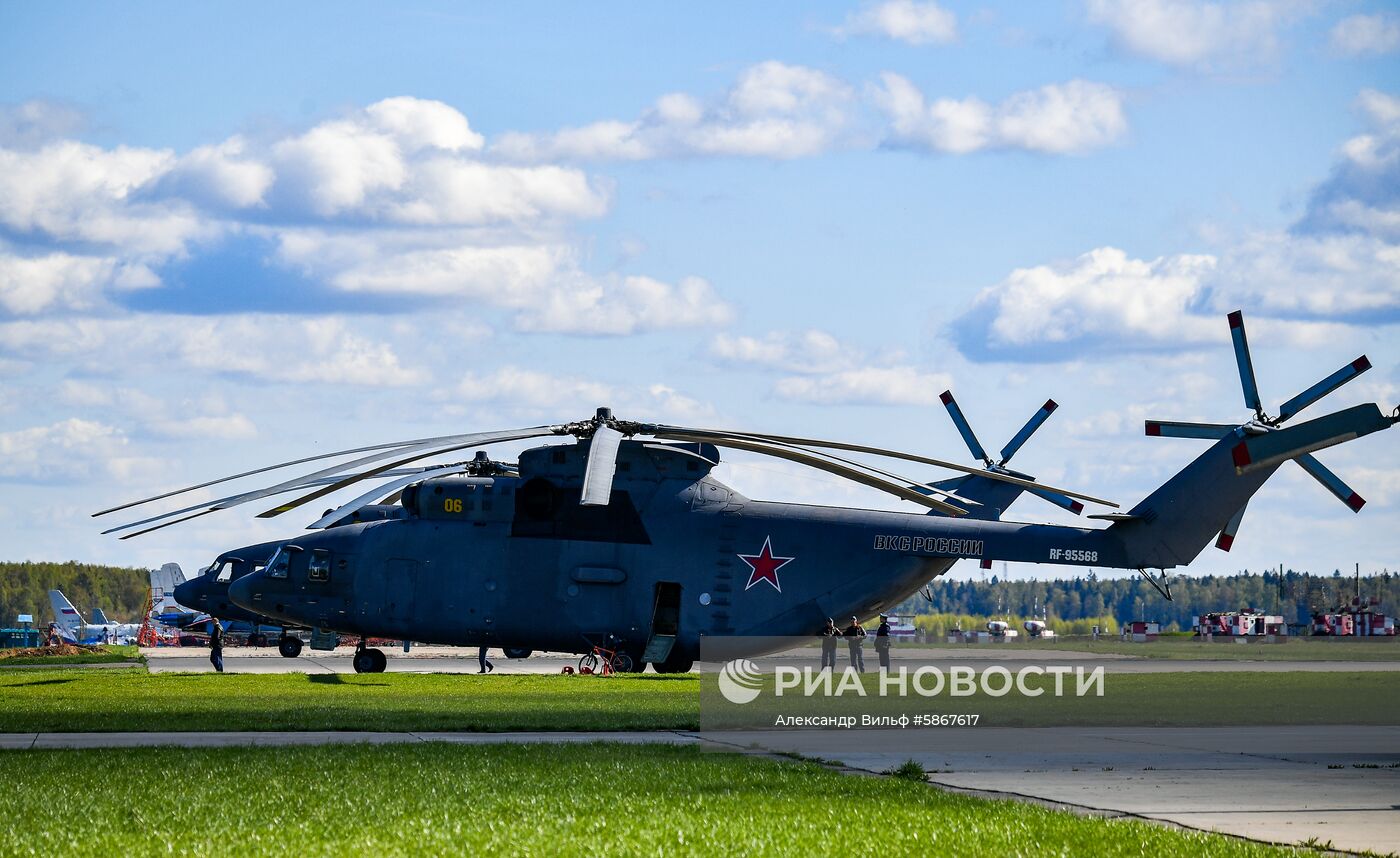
left=894, top=569, right=1398, bottom=632
left=0, top=561, right=150, bottom=627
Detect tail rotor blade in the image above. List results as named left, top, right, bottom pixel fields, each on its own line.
left=939, top=391, right=990, bottom=463
left=1295, top=453, right=1366, bottom=512
left=1027, top=485, right=1084, bottom=515
left=1277, top=357, right=1372, bottom=424
left=1216, top=503, right=1247, bottom=552
left=580, top=425, right=625, bottom=507
left=1228, top=310, right=1264, bottom=414
left=999, top=399, right=1058, bottom=465
left=1145, top=420, right=1236, bottom=440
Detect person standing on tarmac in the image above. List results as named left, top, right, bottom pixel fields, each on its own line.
left=843, top=616, right=866, bottom=672
left=819, top=618, right=841, bottom=670
left=875, top=613, right=893, bottom=671
left=478, top=646, right=494, bottom=674
left=209, top=618, right=225, bottom=673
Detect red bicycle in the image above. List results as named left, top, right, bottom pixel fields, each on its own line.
left=578, top=642, right=633, bottom=675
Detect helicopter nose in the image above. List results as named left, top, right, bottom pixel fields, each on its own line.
left=173, top=579, right=200, bottom=607
left=227, top=573, right=260, bottom=611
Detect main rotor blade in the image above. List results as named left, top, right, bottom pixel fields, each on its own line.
left=1026, top=485, right=1084, bottom=515
left=95, top=436, right=460, bottom=518
left=307, top=463, right=475, bottom=529
left=999, top=398, right=1058, bottom=465
left=652, top=425, right=1118, bottom=508
left=580, top=425, right=624, bottom=507
left=102, top=467, right=474, bottom=536
left=1228, top=310, right=1264, bottom=414
left=939, top=391, right=989, bottom=463
left=1145, top=420, right=1237, bottom=440
left=1277, top=356, right=1372, bottom=424
left=256, top=428, right=557, bottom=518
left=1216, top=502, right=1247, bottom=552
left=1232, top=403, right=1396, bottom=474
left=1295, top=453, right=1366, bottom=512
left=725, top=432, right=981, bottom=508
left=657, top=431, right=965, bottom=515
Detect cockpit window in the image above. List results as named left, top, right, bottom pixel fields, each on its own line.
left=308, top=549, right=331, bottom=583
left=267, top=548, right=291, bottom=579
left=209, top=561, right=233, bottom=584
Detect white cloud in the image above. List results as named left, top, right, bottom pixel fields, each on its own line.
left=1085, top=0, right=1302, bottom=70
left=454, top=368, right=714, bottom=423
left=0, top=314, right=425, bottom=387
left=874, top=74, right=1127, bottom=154
left=0, top=140, right=211, bottom=255
left=773, top=366, right=951, bottom=406
left=514, top=274, right=734, bottom=335
left=1329, top=13, right=1400, bottom=57
left=836, top=0, right=958, bottom=45
left=0, top=418, right=131, bottom=482
left=273, top=229, right=733, bottom=335
left=158, top=136, right=274, bottom=209
left=1297, top=89, right=1400, bottom=242
left=492, top=61, right=854, bottom=161
left=269, top=98, right=598, bottom=223
left=709, top=330, right=860, bottom=374
left=0, top=251, right=157, bottom=315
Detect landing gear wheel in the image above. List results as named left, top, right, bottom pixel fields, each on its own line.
left=278, top=636, right=303, bottom=658
left=654, top=652, right=694, bottom=674
left=353, top=647, right=386, bottom=673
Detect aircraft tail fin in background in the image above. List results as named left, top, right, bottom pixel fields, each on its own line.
left=1108, top=403, right=1397, bottom=570
left=150, top=563, right=188, bottom=614
left=48, top=590, right=84, bottom=639
left=91, top=607, right=111, bottom=625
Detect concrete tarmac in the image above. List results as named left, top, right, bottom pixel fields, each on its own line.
left=2, top=724, right=1395, bottom=853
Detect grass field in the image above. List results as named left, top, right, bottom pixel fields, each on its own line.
left=918, top=637, right=1400, bottom=661
left=1, top=669, right=1395, bottom=733
left=0, top=743, right=1299, bottom=856
left=0, top=644, right=139, bottom=666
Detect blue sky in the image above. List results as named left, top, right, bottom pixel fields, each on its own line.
left=1, top=0, right=1397, bottom=580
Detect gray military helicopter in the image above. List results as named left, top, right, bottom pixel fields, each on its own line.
left=97, top=312, right=1396, bottom=673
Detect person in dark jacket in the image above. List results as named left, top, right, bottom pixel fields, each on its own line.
left=875, top=613, right=893, bottom=671
left=819, top=618, right=841, bottom=670
left=208, top=619, right=224, bottom=673
left=843, top=616, right=866, bottom=672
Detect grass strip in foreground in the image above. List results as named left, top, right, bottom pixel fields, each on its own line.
left=0, top=743, right=1297, bottom=856
left=0, top=671, right=698, bottom=732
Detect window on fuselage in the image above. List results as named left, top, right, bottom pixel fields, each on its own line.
left=212, top=561, right=233, bottom=584
left=308, top=549, right=331, bottom=583
left=267, top=548, right=291, bottom=579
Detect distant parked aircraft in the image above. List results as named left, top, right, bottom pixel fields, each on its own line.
left=48, top=590, right=140, bottom=645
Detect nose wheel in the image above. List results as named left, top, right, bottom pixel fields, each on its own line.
left=353, top=645, right=387, bottom=673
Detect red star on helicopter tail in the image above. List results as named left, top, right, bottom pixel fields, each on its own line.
left=739, top=536, right=794, bottom=593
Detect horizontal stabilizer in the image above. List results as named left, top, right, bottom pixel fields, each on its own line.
left=1232, top=403, right=1396, bottom=474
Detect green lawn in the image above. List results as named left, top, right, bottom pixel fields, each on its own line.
left=0, top=743, right=1299, bottom=857
left=1, top=669, right=1395, bottom=733
left=0, top=644, right=140, bottom=666
left=0, top=671, right=697, bottom=732
left=917, top=636, right=1400, bottom=661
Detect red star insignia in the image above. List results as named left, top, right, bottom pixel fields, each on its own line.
left=739, top=536, right=794, bottom=593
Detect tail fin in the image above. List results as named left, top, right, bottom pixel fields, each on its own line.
left=150, top=563, right=188, bottom=614
left=48, top=590, right=84, bottom=638
left=91, top=607, right=112, bottom=625
left=1109, top=403, right=1396, bottom=568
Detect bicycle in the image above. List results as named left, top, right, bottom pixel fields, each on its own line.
left=578, top=642, right=633, bottom=675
